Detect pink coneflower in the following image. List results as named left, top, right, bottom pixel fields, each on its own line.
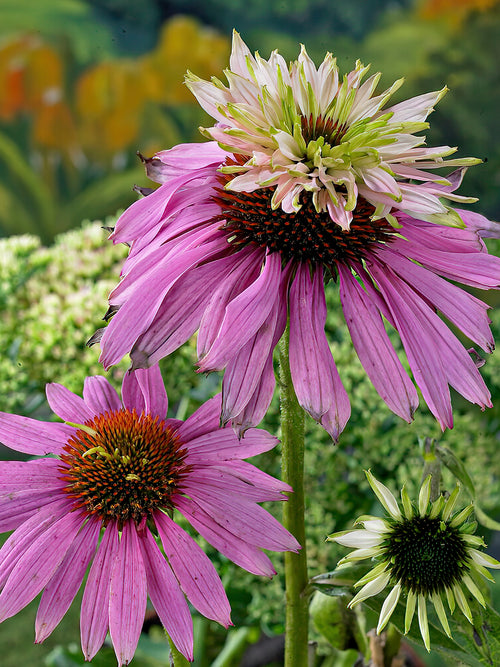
left=0, top=365, right=298, bottom=665
left=98, top=33, right=500, bottom=439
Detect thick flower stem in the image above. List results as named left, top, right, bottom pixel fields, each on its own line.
left=278, top=325, right=309, bottom=667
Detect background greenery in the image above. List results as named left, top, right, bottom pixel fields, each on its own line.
left=1, top=0, right=500, bottom=665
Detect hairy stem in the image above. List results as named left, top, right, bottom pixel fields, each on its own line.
left=278, top=325, right=309, bottom=667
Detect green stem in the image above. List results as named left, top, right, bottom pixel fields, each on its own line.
left=278, top=325, right=309, bottom=667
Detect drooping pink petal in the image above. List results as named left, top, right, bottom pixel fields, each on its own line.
left=367, top=261, right=452, bottom=428
left=35, top=518, right=100, bottom=642
left=100, top=236, right=228, bottom=369
left=289, top=263, right=351, bottom=436
left=144, top=141, right=226, bottom=183
left=46, top=383, right=96, bottom=424
left=154, top=512, right=231, bottom=627
left=459, top=208, right=500, bottom=238
left=83, top=376, right=122, bottom=415
left=0, top=413, right=74, bottom=455
left=230, top=350, right=276, bottom=436
left=338, top=264, right=419, bottom=421
left=109, top=521, right=147, bottom=667
left=130, top=255, right=241, bottom=368
left=175, top=496, right=277, bottom=577
left=220, top=302, right=279, bottom=424
left=375, top=246, right=494, bottom=352
left=137, top=525, right=194, bottom=661
left=81, top=522, right=119, bottom=661
left=196, top=250, right=261, bottom=362
left=199, top=251, right=282, bottom=371
left=0, top=509, right=85, bottom=622
left=121, top=366, right=168, bottom=420
left=0, top=498, right=69, bottom=587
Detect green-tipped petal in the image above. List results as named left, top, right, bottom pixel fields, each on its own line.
left=446, top=586, right=456, bottom=614
left=365, top=470, right=401, bottom=520
left=418, top=475, right=432, bottom=516
left=418, top=595, right=431, bottom=651
left=454, top=584, right=473, bottom=623
left=462, top=575, right=486, bottom=607
left=349, top=572, right=391, bottom=607
left=429, top=495, right=445, bottom=519
left=405, top=590, right=417, bottom=634
left=401, top=485, right=413, bottom=519
left=432, top=593, right=451, bottom=637
left=450, top=504, right=475, bottom=527
left=377, top=583, right=401, bottom=633
left=355, top=562, right=389, bottom=587
left=470, top=549, right=500, bottom=569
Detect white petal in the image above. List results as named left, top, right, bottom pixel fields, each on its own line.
left=349, top=572, right=391, bottom=607
left=377, top=583, right=401, bottom=633
left=418, top=595, right=430, bottom=651
left=333, top=530, right=383, bottom=549
left=366, top=470, right=402, bottom=520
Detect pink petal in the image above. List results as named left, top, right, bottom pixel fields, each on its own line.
left=197, top=248, right=263, bottom=359
left=199, top=251, right=282, bottom=371
left=0, top=413, right=74, bottom=455
left=459, top=208, right=500, bottom=238
left=221, top=302, right=279, bottom=423
left=137, top=525, right=193, bottom=661
left=338, top=264, right=419, bottom=421
left=175, top=394, right=222, bottom=442
left=0, top=509, right=85, bottom=622
left=230, top=351, right=276, bottom=436
left=368, top=261, right=453, bottom=428
left=289, top=264, right=350, bottom=435
left=185, top=467, right=287, bottom=503
left=46, top=383, right=95, bottom=423
left=100, top=236, right=228, bottom=369
left=121, top=366, right=167, bottom=419
left=0, top=487, right=66, bottom=532
left=181, top=485, right=299, bottom=552
left=81, top=522, right=119, bottom=661
left=130, top=256, right=239, bottom=368
left=83, top=376, right=122, bottom=415
left=0, top=498, right=69, bottom=587
left=145, top=141, right=226, bottom=183
left=175, top=496, right=276, bottom=577
left=376, top=247, right=494, bottom=352
left=109, top=521, right=147, bottom=667
left=219, top=460, right=293, bottom=494
left=154, top=512, right=231, bottom=627
left=35, top=518, right=100, bottom=642
left=185, top=428, right=278, bottom=464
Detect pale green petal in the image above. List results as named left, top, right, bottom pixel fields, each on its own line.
left=418, top=594, right=431, bottom=651
left=365, top=470, right=401, bottom=520
left=349, top=572, right=391, bottom=607
left=401, top=485, right=413, bottom=519
left=454, top=584, right=473, bottom=623
left=446, top=586, right=456, bottom=614
left=432, top=593, right=451, bottom=638
left=470, top=549, right=500, bottom=569
left=450, top=504, right=475, bottom=527
left=377, top=583, right=401, bottom=633
left=429, top=495, right=445, bottom=519
left=355, top=562, right=389, bottom=587
left=337, top=546, right=382, bottom=564
left=418, top=475, right=431, bottom=516
left=472, top=562, right=496, bottom=583
left=405, top=590, right=417, bottom=634
left=331, top=529, right=382, bottom=549
left=462, top=575, right=486, bottom=607
left=442, top=485, right=461, bottom=522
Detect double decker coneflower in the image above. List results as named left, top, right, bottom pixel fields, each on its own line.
left=97, top=32, right=500, bottom=438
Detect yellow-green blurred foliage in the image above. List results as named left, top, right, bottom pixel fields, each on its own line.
left=0, top=16, right=229, bottom=240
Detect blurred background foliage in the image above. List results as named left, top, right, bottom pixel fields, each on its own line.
left=1, top=0, right=500, bottom=665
